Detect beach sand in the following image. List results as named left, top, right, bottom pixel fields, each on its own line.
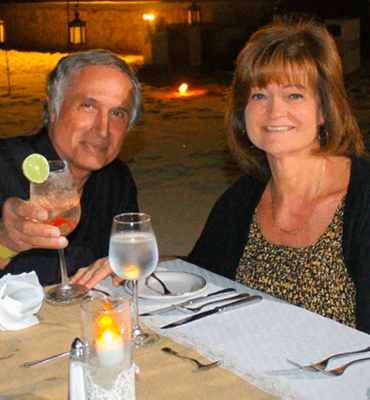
left=1, top=50, right=370, bottom=258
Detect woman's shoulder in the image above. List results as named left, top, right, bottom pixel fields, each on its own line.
left=214, top=175, right=266, bottom=209
left=350, top=156, right=370, bottom=185
left=225, top=174, right=266, bottom=194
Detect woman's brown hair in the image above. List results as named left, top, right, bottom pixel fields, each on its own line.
left=227, top=18, right=364, bottom=181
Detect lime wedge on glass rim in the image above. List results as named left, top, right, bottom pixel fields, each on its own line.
left=22, top=153, right=50, bottom=184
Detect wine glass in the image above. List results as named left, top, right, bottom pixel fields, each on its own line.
left=30, top=160, right=88, bottom=304
left=109, top=212, right=159, bottom=347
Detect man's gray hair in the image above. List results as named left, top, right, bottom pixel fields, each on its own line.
left=43, top=49, right=143, bottom=130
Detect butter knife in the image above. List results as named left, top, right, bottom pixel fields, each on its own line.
left=140, top=288, right=236, bottom=316
left=161, top=295, right=263, bottom=329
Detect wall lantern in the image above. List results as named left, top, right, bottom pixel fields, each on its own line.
left=187, top=1, right=201, bottom=25
left=143, top=13, right=156, bottom=33
left=0, top=20, right=4, bottom=45
left=68, top=2, right=86, bottom=45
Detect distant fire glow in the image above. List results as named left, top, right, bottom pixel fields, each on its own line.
left=158, top=83, right=207, bottom=99
left=178, top=83, right=188, bottom=93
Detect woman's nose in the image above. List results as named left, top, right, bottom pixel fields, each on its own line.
left=268, top=96, right=286, bottom=118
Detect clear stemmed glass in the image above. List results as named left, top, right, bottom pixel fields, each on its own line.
left=30, top=160, right=88, bottom=304
left=109, top=212, right=159, bottom=347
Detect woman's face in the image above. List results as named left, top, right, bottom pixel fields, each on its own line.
left=244, top=80, right=324, bottom=159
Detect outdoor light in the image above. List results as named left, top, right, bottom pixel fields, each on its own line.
left=68, top=2, right=86, bottom=45
left=0, top=20, right=4, bottom=45
left=187, top=1, right=201, bottom=25
left=143, top=14, right=155, bottom=22
left=143, top=13, right=156, bottom=33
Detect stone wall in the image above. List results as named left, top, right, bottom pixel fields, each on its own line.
left=0, top=1, right=272, bottom=54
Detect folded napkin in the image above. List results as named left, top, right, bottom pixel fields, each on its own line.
left=0, top=271, right=44, bottom=331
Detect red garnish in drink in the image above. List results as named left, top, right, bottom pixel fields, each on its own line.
left=52, top=217, right=69, bottom=227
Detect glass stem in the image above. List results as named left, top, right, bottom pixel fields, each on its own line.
left=58, top=248, right=69, bottom=285
left=131, top=279, right=143, bottom=338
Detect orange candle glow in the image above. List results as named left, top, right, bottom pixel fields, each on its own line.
left=125, top=265, right=140, bottom=280
left=93, top=303, right=128, bottom=368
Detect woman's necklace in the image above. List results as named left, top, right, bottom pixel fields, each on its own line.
left=270, top=159, right=326, bottom=235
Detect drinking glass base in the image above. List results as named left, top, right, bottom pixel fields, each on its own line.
left=132, top=330, right=159, bottom=348
left=46, top=283, right=89, bottom=305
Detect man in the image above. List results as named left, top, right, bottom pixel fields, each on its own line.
left=0, top=50, right=142, bottom=286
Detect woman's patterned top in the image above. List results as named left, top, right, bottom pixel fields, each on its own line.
left=235, top=197, right=356, bottom=328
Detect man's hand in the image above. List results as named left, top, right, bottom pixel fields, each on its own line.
left=70, top=257, right=124, bottom=289
left=0, top=197, right=68, bottom=253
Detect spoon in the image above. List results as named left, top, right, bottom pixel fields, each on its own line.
left=21, top=338, right=83, bottom=368
left=162, top=347, right=221, bottom=370
left=174, top=292, right=250, bottom=314
left=145, top=272, right=173, bottom=295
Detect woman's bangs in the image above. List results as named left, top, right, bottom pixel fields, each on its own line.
left=249, top=57, right=319, bottom=89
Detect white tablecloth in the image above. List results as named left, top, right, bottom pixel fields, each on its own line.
left=99, top=259, right=370, bottom=400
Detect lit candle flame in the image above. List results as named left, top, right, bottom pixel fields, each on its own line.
left=94, top=306, right=123, bottom=351
left=178, top=83, right=188, bottom=93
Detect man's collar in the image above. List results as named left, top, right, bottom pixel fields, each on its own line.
left=31, top=126, right=61, bottom=161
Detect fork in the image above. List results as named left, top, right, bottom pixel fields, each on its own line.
left=288, top=345, right=370, bottom=372
left=161, top=347, right=221, bottom=371
left=174, top=292, right=250, bottom=314
left=323, top=356, right=370, bottom=376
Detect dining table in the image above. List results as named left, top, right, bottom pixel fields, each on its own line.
left=1, top=258, right=370, bottom=400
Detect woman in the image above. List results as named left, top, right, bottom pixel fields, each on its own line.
left=186, top=18, right=370, bottom=334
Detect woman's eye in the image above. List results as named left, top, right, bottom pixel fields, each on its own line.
left=251, top=93, right=265, bottom=100
left=289, top=93, right=303, bottom=99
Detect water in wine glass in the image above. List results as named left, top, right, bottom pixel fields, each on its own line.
left=109, top=231, right=158, bottom=280
left=109, top=212, right=159, bottom=347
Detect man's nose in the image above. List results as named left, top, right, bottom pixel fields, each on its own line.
left=268, top=96, right=286, bottom=118
left=95, top=112, right=109, bottom=137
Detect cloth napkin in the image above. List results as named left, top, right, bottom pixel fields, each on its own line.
left=0, top=271, right=44, bottom=331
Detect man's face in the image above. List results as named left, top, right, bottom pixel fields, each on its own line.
left=48, top=65, right=134, bottom=183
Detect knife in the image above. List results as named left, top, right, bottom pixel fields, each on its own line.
left=140, top=288, right=236, bottom=316
left=161, top=295, right=263, bottom=329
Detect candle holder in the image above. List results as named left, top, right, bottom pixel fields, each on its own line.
left=81, top=296, right=136, bottom=399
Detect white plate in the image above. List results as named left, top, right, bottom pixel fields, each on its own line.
left=124, top=271, right=207, bottom=302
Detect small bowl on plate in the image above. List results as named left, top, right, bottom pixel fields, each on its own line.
left=124, top=271, right=207, bottom=302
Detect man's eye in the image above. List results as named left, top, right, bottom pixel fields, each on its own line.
left=83, top=103, right=92, bottom=108
left=112, top=110, right=125, bottom=118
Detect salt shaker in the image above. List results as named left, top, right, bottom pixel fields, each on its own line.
left=69, top=337, right=86, bottom=400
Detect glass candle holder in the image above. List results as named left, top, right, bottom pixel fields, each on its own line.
left=81, top=296, right=135, bottom=399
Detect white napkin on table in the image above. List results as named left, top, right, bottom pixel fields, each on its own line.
left=0, top=271, right=44, bottom=331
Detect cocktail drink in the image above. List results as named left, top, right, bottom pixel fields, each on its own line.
left=109, top=213, right=159, bottom=347
left=30, top=182, right=81, bottom=237
left=30, top=160, right=88, bottom=304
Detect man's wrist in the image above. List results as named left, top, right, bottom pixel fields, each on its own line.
left=0, top=243, right=19, bottom=261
